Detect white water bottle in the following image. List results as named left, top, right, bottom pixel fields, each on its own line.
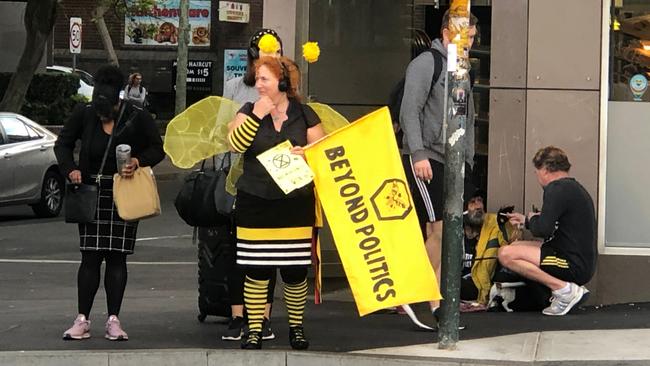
left=116, top=144, right=131, bottom=175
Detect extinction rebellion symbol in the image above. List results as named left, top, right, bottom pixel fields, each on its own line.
left=272, top=154, right=291, bottom=169
left=370, top=179, right=413, bottom=220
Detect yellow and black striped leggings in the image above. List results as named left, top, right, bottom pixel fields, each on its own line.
left=244, top=267, right=308, bottom=333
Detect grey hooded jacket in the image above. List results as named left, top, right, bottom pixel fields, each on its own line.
left=399, top=38, right=475, bottom=168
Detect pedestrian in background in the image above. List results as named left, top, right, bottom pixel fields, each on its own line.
left=223, top=28, right=283, bottom=102
left=227, top=55, right=324, bottom=350
left=123, top=73, right=147, bottom=108
left=399, top=9, right=479, bottom=327
left=55, top=65, right=164, bottom=341
left=219, top=28, right=284, bottom=343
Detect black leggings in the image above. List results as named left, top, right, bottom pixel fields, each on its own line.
left=77, top=250, right=128, bottom=318
left=228, top=265, right=277, bottom=305
left=246, top=267, right=308, bottom=285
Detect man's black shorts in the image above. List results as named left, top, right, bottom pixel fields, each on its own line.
left=539, top=245, right=582, bottom=284
left=402, top=155, right=475, bottom=236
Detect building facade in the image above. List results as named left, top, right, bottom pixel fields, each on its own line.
left=297, top=0, right=650, bottom=305
left=486, top=0, right=649, bottom=305
left=51, top=0, right=266, bottom=119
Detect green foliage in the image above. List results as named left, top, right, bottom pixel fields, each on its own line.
left=104, top=0, right=157, bottom=18
left=0, top=72, right=84, bottom=125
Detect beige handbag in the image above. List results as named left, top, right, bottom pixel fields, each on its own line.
left=113, top=166, right=161, bottom=221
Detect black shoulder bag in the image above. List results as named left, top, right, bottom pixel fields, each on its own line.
left=64, top=104, right=126, bottom=224
left=174, top=152, right=235, bottom=227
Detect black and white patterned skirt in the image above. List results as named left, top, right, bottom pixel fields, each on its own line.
left=235, top=190, right=315, bottom=268
left=78, top=175, right=139, bottom=254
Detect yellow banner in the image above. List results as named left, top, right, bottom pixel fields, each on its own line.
left=305, top=107, right=441, bottom=316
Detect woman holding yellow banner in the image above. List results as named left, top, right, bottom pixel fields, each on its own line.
left=220, top=28, right=283, bottom=344
left=227, top=55, right=325, bottom=350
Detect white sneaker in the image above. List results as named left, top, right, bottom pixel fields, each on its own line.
left=542, top=283, right=585, bottom=316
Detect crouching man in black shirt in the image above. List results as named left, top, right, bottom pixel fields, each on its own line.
left=498, top=146, right=596, bottom=316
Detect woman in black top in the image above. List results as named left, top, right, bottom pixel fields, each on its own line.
left=54, top=65, right=164, bottom=341
left=227, top=56, right=325, bottom=350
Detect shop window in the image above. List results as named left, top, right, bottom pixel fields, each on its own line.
left=605, top=1, right=650, bottom=249
left=307, top=0, right=413, bottom=109
left=610, top=1, right=650, bottom=102
left=307, top=1, right=492, bottom=192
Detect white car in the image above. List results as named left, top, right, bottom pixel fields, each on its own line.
left=0, top=112, right=64, bottom=217
left=46, top=65, right=94, bottom=101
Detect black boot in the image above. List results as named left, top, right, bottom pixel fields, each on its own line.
left=241, top=330, right=262, bottom=349
left=289, top=326, right=309, bottom=350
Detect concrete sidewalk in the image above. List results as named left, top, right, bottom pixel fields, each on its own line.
left=3, top=328, right=650, bottom=366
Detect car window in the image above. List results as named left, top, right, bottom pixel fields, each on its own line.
left=75, top=70, right=95, bottom=86
left=0, top=117, right=36, bottom=143
left=26, top=124, right=42, bottom=139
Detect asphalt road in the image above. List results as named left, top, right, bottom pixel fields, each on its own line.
left=0, top=177, right=195, bottom=262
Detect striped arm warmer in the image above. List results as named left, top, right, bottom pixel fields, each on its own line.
left=228, top=115, right=261, bottom=153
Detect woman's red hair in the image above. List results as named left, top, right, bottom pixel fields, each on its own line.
left=254, top=56, right=301, bottom=100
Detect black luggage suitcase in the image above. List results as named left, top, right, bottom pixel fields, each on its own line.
left=196, top=225, right=235, bottom=322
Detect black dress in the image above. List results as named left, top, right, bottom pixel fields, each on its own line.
left=234, top=99, right=321, bottom=268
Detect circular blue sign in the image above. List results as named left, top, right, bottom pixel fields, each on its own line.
left=629, top=74, right=648, bottom=101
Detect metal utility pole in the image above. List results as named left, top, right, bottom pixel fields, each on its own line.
left=439, top=0, right=471, bottom=350
left=174, top=0, right=190, bottom=115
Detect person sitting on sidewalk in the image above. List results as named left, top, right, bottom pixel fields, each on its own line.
left=460, top=190, right=521, bottom=310
left=399, top=190, right=520, bottom=327
left=499, top=146, right=596, bottom=316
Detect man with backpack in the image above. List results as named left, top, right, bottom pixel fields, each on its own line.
left=399, top=9, right=479, bottom=326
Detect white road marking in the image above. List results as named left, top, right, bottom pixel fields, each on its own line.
left=136, top=234, right=193, bottom=242
left=0, top=259, right=195, bottom=265
left=0, top=234, right=195, bottom=265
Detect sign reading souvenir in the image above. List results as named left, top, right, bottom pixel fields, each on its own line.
left=124, top=0, right=211, bottom=47
left=218, top=1, right=250, bottom=23
left=69, top=17, right=82, bottom=54
left=304, top=107, right=441, bottom=316
left=223, top=49, right=248, bottom=91
left=172, top=60, right=213, bottom=92
left=257, top=140, right=314, bottom=195
left=629, top=73, right=648, bottom=101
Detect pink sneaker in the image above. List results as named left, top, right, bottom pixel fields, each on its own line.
left=62, top=314, right=91, bottom=340
left=105, top=315, right=129, bottom=341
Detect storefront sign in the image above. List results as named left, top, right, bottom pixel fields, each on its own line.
left=629, top=74, right=648, bottom=101
left=172, top=60, right=213, bottom=92
left=223, top=49, right=248, bottom=92
left=124, top=0, right=211, bottom=47
left=218, top=1, right=250, bottom=23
